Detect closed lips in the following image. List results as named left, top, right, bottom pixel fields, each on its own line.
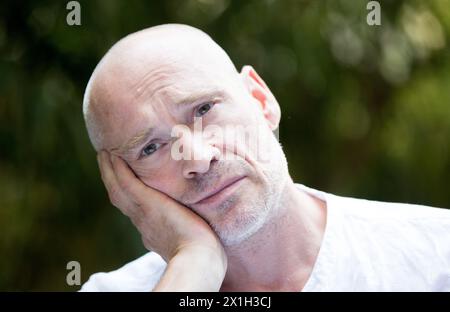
left=192, top=176, right=246, bottom=205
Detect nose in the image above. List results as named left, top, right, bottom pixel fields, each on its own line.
left=181, top=132, right=221, bottom=179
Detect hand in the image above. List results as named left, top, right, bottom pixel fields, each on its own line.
left=97, top=151, right=227, bottom=291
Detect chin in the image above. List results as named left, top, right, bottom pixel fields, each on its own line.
left=209, top=196, right=274, bottom=247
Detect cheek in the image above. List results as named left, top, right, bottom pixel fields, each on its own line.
left=220, top=111, right=264, bottom=157
left=128, top=160, right=182, bottom=197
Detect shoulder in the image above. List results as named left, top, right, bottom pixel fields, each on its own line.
left=326, top=190, right=450, bottom=249
left=297, top=182, right=450, bottom=222
left=332, top=192, right=450, bottom=222
left=299, top=184, right=450, bottom=291
left=79, top=252, right=167, bottom=292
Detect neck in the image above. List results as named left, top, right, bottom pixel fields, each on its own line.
left=220, top=179, right=327, bottom=291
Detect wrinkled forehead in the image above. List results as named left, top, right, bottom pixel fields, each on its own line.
left=100, top=28, right=240, bottom=102
left=130, top=59, right=228, bottom=105
left=91, top=51, right=238, bottom=152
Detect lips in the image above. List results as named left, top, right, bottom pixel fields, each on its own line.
left=191, top=176, right=246, bottom=206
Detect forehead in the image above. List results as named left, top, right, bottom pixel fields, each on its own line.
left=93, top=58, right=235, bottom=152
left=101, top=46, right=234, bottom=102
left=133, top=63, right=225, bottom=104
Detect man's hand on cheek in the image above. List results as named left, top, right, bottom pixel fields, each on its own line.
left=97, top=151, right=227, bottom=291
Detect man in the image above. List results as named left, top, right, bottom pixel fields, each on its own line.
left=80, top=24, right=450, bottom=291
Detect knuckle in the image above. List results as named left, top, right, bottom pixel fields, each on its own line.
left=117, top=177, right=129, bottom=192
left=108, top=187, right=121, bottom=207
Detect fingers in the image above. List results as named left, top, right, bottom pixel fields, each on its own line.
left=100, top=151, right=185, bottom=228
left=109, top=154, right=145, bottom=197
left=97, top=151, right=115, bottom=191
left=97, top=151, right=132, bottom=216
left=110, top=154, right=171, bottom=206
left=109, top=153, right=173, bottom=229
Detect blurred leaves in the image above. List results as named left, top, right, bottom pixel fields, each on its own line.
left=0, top=0, right=449, bottom=290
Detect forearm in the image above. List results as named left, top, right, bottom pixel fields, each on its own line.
left=153, top=245, right=227, bottom=292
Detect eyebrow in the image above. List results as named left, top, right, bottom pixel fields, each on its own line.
left=111, top=127, right=155, bottom=155
left=113, top=88, right=226, bottom=154
left=174, top=88, right=226, bottom=109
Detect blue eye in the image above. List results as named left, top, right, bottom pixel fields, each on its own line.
left=195, top=102, right=213, bottom=117
left=141, top=142, right=162, bottom=157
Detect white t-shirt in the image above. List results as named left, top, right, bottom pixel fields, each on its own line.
left=80, top=184, right=450, bottom=292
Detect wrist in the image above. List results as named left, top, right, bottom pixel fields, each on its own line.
left=154, top=244, right=227, bottom=292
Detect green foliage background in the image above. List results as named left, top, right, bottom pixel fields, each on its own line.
left=0, top=0, right=449, bottom=290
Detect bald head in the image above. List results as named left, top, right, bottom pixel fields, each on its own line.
left=83, top=24, right=238, bottom=151
left=82, top=24, right=286, bottom=247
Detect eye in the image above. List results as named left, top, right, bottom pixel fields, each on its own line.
left=195, top=102, right=214, bottom=117
left=140, top=142, right=162, bottom=158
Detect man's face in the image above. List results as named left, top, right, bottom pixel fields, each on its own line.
left=91, top=36, right=288, bottom=245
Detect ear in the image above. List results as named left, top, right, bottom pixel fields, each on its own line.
left=240, top=65, right=281, bottom=131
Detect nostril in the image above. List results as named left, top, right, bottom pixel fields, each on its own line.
left=184, top=170, right=196, bottom=179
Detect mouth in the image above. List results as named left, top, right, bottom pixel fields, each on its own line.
left=191, top=176, right=247, bottom=207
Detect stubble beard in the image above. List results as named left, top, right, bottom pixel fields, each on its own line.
left=210, top=142, right=289, bottom=247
